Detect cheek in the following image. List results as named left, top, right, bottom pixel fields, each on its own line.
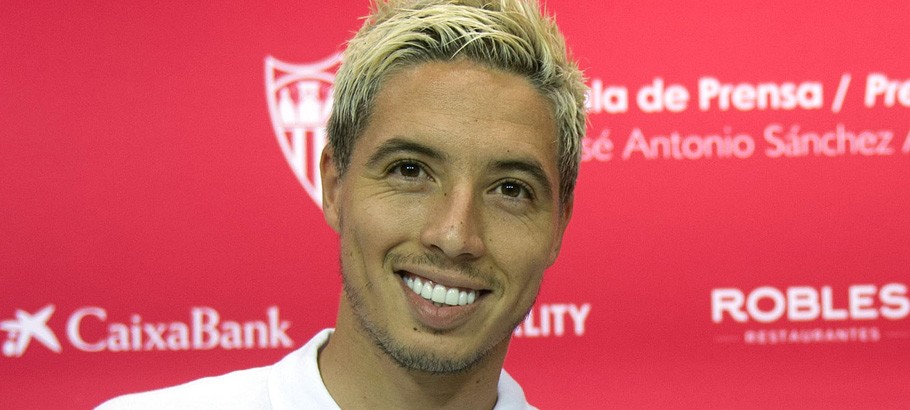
left=488, top=210, right=560, bottom=260
left=486, top=219, right=554, bottom=290
left=344, top=193, right=423, bottom=256
left=486, top=211, right=562, bottom=309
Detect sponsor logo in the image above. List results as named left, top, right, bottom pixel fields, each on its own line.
left=1, top=305, right=62, bottom=357
left=1, top=305, right=292, bottom=357
left=513, top=303, right=592, bottom=338
left=265, top=54, right=341, bottom=208
left=711, top=283, right=910, bottom=345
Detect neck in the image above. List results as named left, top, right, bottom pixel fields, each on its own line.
left=318, top=300, right=508, bottom=410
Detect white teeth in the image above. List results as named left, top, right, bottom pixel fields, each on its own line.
left=401, top=274, right=479, bottom=307
left=431, top=284, right=447, bottom=303
left=420, top=281, right=434, bottom=299
left=458, top=291, right=468, bottom=306
left=445, top=288, right=459, bottom=305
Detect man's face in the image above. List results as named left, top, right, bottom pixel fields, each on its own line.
left=321, top=60, right=571, bottom=373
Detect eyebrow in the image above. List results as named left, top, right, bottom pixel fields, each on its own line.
left=490, top=159, right=554, bottom=200
left=366, top=137, right=447, bottom=168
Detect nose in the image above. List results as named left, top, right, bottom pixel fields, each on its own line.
left=419, top=186, right=486, bottom=260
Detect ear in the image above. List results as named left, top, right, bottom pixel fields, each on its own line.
left=320, top=146, right=342, bottom=233
left=548, top=195, right=574, bottom=265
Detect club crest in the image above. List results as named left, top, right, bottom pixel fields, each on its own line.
left=265, top=54, right=341, bottom=208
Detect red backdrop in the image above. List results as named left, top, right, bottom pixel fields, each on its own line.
left=2, top=1, right=908, bottom=409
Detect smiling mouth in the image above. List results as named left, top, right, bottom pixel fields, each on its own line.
left=397, top=272, right=484, bottom=307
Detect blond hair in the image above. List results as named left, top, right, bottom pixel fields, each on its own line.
left=327, top=0, right=586, bottom=204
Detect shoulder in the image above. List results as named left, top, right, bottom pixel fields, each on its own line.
left=95, top=365, right=272, bottom=410
left=495, top=369, right=538, bottom=410
left=96, top=329, right=337, bottom=410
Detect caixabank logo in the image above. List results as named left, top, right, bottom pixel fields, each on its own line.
left=265, top=54, right=341, bottom=208
left=1, top=305, right=61, bottom=357
left=1, top=304, right=293, bottom=358
left=711, top=283, right=910, bottom=345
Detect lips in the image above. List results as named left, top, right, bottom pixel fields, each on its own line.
left=400, top=272, right=479, bottom=307
left=394, top=268, right=492, bottom=330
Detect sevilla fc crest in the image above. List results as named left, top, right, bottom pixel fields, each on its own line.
left=265, top=54, right=341, bottom=208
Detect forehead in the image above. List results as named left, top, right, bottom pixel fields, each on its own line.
left=356, top=60, right=559, bottom=173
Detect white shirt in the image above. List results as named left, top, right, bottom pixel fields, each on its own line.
left=96, top=329, right=535, bottom=409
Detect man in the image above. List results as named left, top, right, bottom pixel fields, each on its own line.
left=98, top=0, right=585, bottom=408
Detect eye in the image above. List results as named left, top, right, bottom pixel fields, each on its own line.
left=388, top=160, right=428, bottom=179
left=494, top=180, right=533, bottom=200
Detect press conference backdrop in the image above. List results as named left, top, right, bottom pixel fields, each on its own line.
left=3, top=2, right=909, bottom=409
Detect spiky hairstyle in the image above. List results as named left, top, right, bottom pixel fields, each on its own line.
left=327, top=0, right=586, bottom=204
